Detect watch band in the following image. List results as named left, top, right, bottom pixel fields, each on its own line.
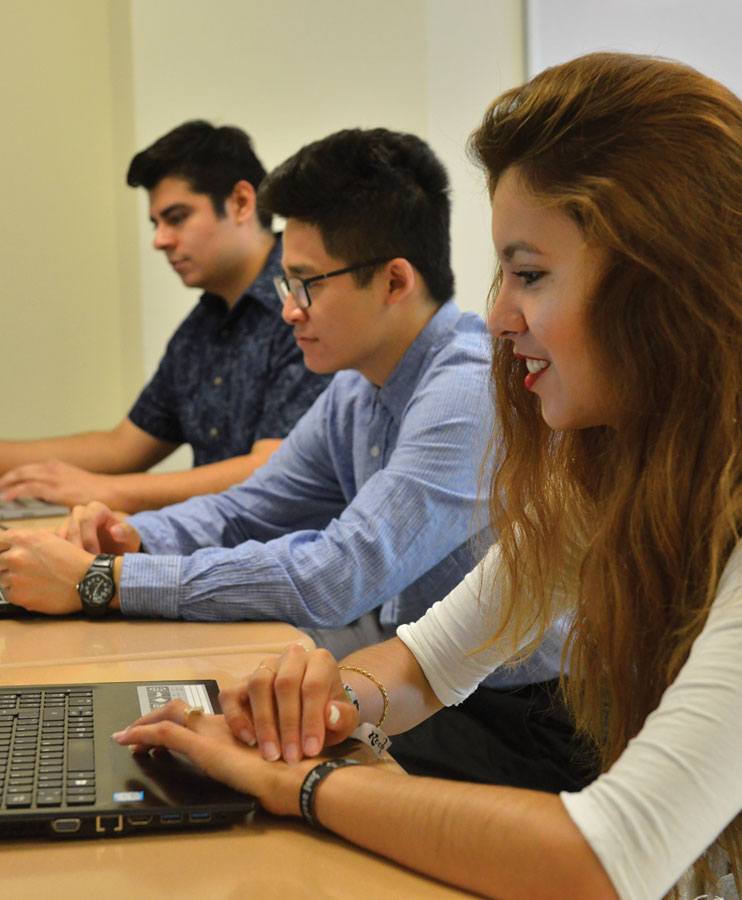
left=87, top=554, right=115, bottom=577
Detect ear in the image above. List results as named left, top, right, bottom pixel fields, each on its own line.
left=227, top=179, right=257, bottom=224
left=382, top=258, right=416, bottom=307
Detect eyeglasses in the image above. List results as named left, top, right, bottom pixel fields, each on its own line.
left=273, top=257, right=390, bottom=309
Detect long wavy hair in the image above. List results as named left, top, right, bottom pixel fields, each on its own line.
left=470, top=53, right=741, bottom=896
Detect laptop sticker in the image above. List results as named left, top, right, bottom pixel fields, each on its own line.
left=136, top=683, right=214, bottom=716
left=113, top=791, right=145, bottom=803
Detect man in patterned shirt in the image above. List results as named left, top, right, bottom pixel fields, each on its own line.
left=0, top=121, right=330, bottom=513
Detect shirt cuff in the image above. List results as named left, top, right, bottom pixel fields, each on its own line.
left=119, top=553, right=183, bottom=619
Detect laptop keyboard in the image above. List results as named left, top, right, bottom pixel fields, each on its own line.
left=0, top=498, right=69, bottom=521
left=0, top=689, right=96, bottom=809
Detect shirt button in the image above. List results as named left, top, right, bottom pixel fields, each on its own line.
left=213, top=376, right=223, bottom=386
left=369, top=445, right=381, bottom=458
left=209, top=427, right=219, bottom=438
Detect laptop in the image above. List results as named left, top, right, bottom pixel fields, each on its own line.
left=0, top=497, right=69, bottom=521
left=0, top=679, right=257, bottom=839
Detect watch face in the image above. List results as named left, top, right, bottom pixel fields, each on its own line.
left=80, top=572, right=114, bottom=609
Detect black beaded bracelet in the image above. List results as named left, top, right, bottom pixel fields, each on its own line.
left=299, top=758, right=361, bottom=830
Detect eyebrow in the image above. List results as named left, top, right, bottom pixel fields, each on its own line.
left=149, top=203, right=191, bottom=225
left=283, top=263, right=317, bottom=277
left=501, top=241, right=544, bottom=261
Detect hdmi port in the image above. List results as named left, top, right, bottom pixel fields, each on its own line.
left=126, top=815, right=153, bottom=827
left=52, top=818, right=81, bottom=834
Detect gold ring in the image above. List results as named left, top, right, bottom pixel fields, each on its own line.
left=182, top=705, right=204, bottom=727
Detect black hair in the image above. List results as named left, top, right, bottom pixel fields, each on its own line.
left=258, top=128, right=454, bottom=304
left=127, top=120, right=272, bottom=229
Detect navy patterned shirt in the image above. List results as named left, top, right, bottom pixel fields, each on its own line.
left=128, top=237, right=330, bottom=465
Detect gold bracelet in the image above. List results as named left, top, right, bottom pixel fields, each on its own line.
left=337, top=665, right=389, bottom=728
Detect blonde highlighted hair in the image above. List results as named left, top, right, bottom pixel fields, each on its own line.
left=470, top=53, right=742, bottom=896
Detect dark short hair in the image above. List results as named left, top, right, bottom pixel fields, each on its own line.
left=127, top=120, right=272, bottom=229
left=258, top=128, right=454, bottom=305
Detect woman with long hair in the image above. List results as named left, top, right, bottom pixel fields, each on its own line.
left=115, top=53, right=741, bottom=899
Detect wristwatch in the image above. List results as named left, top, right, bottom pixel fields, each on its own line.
left=76, top=554, right=116, bottom=617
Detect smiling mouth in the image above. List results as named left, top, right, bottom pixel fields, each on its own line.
left=517, top=355, right=550, bottom=390
left=525, top=358, right=549, bottom=374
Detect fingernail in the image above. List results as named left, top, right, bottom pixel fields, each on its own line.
left=112, top=729, right=127, bottom=741
left=283, top=742, right=299, bottom=764
left=304, top=736, right=320, bottom=756
left=327, top=704, right=340, bottom=726
left=262, top=741, right=280, bottom=762
left=239, top=729, right=256, bottom=747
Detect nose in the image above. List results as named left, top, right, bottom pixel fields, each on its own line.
left=153, top=222, right=174, bottom=251
left=487, top=277, right=526, bottom=340
left=281, top=292, right=308, bottom=326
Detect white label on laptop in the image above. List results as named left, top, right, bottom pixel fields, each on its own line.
left=136, top=683, right=214, bottom=716
left=113, top=791, right=145, bottom=803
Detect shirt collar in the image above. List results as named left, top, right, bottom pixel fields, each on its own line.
left=376, top=299, right=461, bottom=423
left=200, top=234, right=284, bottom=320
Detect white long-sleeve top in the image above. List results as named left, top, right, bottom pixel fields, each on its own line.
left=397, top=541, right=742, bottom=900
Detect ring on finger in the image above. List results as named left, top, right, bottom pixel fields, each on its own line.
left=182, top=705, right=204, bottom=728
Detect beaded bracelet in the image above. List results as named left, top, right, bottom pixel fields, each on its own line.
left=337, top=665, right=389, bottom=728
left=299, top=758, right=361, bottom=830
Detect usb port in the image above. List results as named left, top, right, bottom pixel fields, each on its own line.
left=188, top=811, right=212, bottom=823
left=159, top=813, right=183, bottom=825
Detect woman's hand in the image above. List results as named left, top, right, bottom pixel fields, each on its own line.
left=112, top=699, right=314, bottom=817
left=219, top=643, right=360, bottom=764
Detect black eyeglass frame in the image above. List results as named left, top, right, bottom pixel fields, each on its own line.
left=273, top=257, right=391, bottom=309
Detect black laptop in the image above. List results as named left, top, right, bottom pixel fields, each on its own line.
left=0, top=680, right=257, bottom=839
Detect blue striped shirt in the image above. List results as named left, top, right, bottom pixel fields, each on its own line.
left=121, top=301, right=493, bottom=628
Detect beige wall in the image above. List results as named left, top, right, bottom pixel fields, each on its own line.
left=2, top=0, right=524, bottom=457
left=1, top=0, right=134, bottom=437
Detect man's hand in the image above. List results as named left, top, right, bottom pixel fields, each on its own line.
left=0, top=459, right=123, bottom=509
left=0, top=528, right=94, bottom=614
left=58, top=501, right=142, bottom=555
left=219, top=643, right=359, bottom=764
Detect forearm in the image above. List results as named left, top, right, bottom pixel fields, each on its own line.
left=0, top=431, right=128, bottom=475
left=315, top=767, right=617, bottom=900
left=338, top=638, right=443, bottom=734
left=0, top=414, right=178, bottom=478
left=105, top=439, right=282, bottom=513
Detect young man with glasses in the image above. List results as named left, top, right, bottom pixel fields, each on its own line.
left=0, top=121, right=329, bottom=513
left=2, top=128, right=496, bottom=647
